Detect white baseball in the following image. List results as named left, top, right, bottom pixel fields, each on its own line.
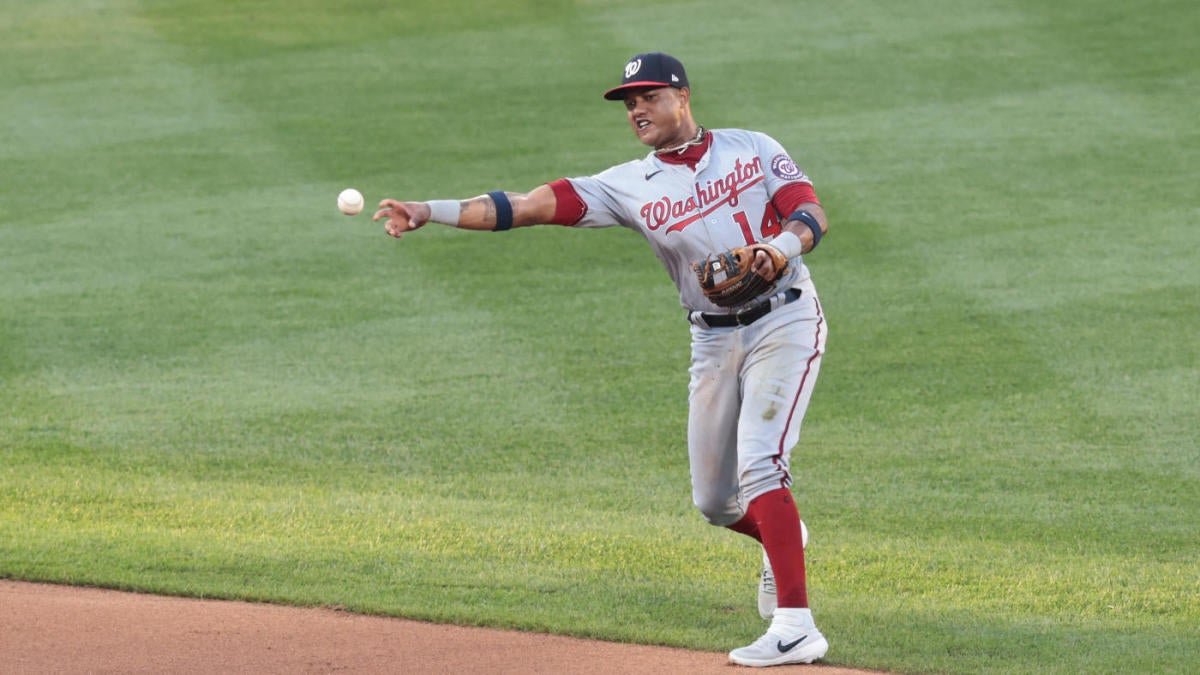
left=337, top=188, right=364, bottom=216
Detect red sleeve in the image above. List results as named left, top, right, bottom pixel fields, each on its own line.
left=546, top=178, right=588, bottom=226
left=770, top=182, right=820, bottom=218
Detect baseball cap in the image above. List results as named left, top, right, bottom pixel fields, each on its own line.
left=603, top=52, right=689, bottom=101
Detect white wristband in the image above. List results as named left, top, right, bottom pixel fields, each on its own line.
left=426, top=200, right=460, bottom=226
left=771, top=231, right=804, bottom=258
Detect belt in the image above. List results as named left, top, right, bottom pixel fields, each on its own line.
left=688, top=288, right=803, bottom=328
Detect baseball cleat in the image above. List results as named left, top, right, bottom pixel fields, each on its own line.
left=728, top=625, right=828, bottom=667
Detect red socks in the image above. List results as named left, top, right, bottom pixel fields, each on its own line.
left=729, top=487, right=809, bottom=608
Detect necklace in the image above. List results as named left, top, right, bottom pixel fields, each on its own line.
left=656, top=125, right=706, bottom=155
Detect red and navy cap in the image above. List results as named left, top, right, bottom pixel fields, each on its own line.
left=603, top=52, right=690, bottom=101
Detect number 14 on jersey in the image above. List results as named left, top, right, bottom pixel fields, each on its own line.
left=733, top=210, right=782, bottom=246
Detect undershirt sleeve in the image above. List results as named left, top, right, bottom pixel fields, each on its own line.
left=545, top=178, right=588, bottom=226
left=770, top=181, right=820, bottom=218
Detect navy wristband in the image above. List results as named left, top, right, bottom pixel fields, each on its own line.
left=488, top=191, right=514, bottom=231
left=789, top=209, right=822, bottom=250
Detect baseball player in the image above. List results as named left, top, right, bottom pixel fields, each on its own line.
left=374, top=52, right=829, bottom=667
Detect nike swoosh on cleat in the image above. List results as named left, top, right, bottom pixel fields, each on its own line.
left=777, top=635, right=808, bottom=653
left=644, top=169, right=663, bottom=180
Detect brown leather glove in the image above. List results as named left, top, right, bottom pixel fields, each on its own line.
left=693, top=244, right=790, bottom=308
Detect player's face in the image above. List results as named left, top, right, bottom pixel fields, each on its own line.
left=623, top=87, right=692, bottom=149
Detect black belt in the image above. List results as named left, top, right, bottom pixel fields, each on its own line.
left=689, top=288, right=803, bottom=328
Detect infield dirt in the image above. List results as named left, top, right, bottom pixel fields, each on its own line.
left=2, top=580, right=886, bottom=674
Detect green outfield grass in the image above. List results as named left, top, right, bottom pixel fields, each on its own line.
left=2, top=1, right=1197, bottom=673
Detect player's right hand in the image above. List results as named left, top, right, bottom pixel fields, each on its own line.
left=373, top=200, right=430, bottom=238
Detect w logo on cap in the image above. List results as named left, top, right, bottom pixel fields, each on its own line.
left=603, top=52, right=689, bottom=101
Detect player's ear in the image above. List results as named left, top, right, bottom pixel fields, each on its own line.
left=676, top=87, right=691, bottom=106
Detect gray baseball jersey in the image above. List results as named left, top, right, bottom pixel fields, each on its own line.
left=550, top=128, right=816, bottom=311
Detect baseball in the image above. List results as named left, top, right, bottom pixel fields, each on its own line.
left=337, top=188, right=364, bottom=216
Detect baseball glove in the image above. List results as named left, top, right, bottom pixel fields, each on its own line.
left=693, top=244, right=790, bottom=308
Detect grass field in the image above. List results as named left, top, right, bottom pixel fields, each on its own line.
left=2, top=1, right=1197, bottom=673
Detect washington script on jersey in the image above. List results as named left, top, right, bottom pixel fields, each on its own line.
left=640, top=155, right=767, bottom=233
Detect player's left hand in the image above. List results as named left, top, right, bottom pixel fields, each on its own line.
left=694, top=244, right=790, bottom=308
left=750, top=246, right=785, bottom=277
left=373, top=200, right=430, bottom=238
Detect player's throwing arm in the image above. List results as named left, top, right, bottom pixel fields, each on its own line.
left=373, top=184, right=560, bottom=238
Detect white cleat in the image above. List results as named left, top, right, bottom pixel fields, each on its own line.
left=728, top=625, right=828, bottom=667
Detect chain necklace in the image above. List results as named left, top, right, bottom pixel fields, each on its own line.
left=656, top=125, right=706, bottom=155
